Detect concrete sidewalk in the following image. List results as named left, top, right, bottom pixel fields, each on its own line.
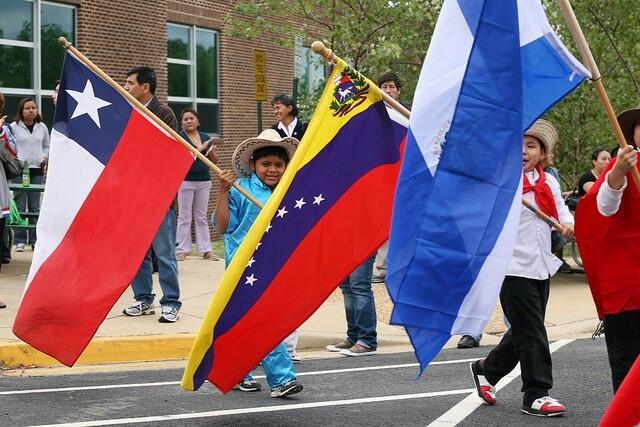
left=0, top=250, right=600, bottom=369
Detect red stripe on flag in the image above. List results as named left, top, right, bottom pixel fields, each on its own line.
left=207, top=162, right=401, bottom=392
left=600, top=355, right=640, bottom=426
left=13, top=112, right=193, bottom=366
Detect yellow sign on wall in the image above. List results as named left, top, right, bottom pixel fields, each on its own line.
left=253, top=49, right=267, bottom=101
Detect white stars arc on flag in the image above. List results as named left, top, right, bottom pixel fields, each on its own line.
left=242, top=193, right=326, bottom=287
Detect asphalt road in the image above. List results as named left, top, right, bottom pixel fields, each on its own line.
left=0, top=338, right=613, bottom=426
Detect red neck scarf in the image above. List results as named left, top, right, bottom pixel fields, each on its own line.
left=523, top=165, right=559, bottom=221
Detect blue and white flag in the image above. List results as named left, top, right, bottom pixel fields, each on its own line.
left=386, top=0, right=589, bottom=373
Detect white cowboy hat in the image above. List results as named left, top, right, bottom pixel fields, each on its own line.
left=524, top=119, right=558, bottom=154
left=232, top=129, right=299, bottom=177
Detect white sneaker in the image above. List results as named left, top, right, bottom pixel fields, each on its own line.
left=159, top=305, right=179, bottom=323
left=122, top=301, right=155, bottom=316
left=16, top=243, right=25, bottom=252
left=521, top=396, right=567, bottom=417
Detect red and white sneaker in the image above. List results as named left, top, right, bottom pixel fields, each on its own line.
left=470, top=360, right=496, bottom=405
left=521, top=396, right=567, bottom=417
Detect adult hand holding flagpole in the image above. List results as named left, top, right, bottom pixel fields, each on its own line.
left=57, top=36, right=263, bottom=208
left=311, top=41, right=411, bottom=120
left=557, top=0, right=640, bottom=191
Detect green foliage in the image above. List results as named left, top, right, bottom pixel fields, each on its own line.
left=228, top=0, right=640, bottom=190
left=226, top=0, right=442, bottom=108
left=543, top=0, right=640, bottom=188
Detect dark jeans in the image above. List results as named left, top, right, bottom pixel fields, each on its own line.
left=0, top=217, right=4, bottom=270
left=483, top=275, right=552, bottom=405
left=604, top=309, right=640, bottom=393
left=339, top=254, right=377, bottom=349
left=1, top=217, right=10, bottom=261
left=131, top=209, right=181, bottom=309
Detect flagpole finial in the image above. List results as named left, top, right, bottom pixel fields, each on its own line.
left=311, top=41, right=334, bottom=63
left=58, top=37, right=72, bottom=49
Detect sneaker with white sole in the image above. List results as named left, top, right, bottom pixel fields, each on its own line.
left=521, top=396, right=567, bottom=417
left=159, top=305, right=179, bottom=323
left=470, top=360, right=497, bottom=405
left=270, top=380, right=303, bottom=398
left=326, top=339, right=354, bottom=352
left=15, top=243, right=25, bottom=252
left=234, top=379, right=262, bottom=392
left=122, top=301, right=155, bottom=316
left=340, top=343, right=376, bottom=357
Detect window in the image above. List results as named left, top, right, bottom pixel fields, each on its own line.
left=167, top=24, right=219, bottom=135
left=299, top=47, right=325, bottom=95
left=0, top=0, right=76, bottom=127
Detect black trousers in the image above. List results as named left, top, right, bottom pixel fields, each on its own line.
left=483, top=275, right=552, bottom=405
left=604, top=309, right=640, bottom=393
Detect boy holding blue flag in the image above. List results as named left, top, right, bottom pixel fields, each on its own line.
left=470, top=120, right=574, bottom=417
left=213, top=129, right=303, bottom=398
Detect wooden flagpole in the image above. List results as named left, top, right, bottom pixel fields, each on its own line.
left=311, top=41, right=572, bottom=228
left=57, top=37, right=264, bottom=209
left=557, top=0, right=640, bottom=191
left=311, top=41, right=411, bottom=120
left=521, top=199, right=565, bottom=232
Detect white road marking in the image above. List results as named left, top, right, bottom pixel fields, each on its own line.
left=0, top=358, right=477, bottom=396
left=33, top=388, right=476, bottom=427
left=426, top=338, right=575, bottom=426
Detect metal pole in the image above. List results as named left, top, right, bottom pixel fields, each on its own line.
left=257, top=101, right=262, bottom=132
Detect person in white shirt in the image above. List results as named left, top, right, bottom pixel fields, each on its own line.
left=575, top=105, right=640, bottom=394
left=469, top=119, right=574, bottom=418
left=270, top=94, right=306, bottom=141
left=10, top=98, right=49, bottom=251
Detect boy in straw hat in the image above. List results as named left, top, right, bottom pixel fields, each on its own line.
left=574, top=106, right=640, bottom=393
left=213, top=128, right=303, bottom=398
left=470, top=119, right=574, bottom=417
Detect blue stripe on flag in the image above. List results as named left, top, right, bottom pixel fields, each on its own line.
left=521, top=35, right=584, bottom=129
left=388, top=0, right=522, bottom=372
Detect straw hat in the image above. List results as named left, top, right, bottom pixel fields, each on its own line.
left=616, top=105, right=640, bottom=146
left=232, top=129, right=299, bottom=177
left=524, top=119, right=558, bottom=153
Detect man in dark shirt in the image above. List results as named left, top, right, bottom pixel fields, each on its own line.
left=122, top=66, right=181, bottom=323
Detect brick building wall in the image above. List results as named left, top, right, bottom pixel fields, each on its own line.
left=71, top=0, right=300, bottom=244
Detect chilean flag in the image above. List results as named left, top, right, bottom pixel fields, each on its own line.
left=13, top=52, right=194, bottom=366
left=182, top=58, right=408, bottom=393
left=386, top=0, right=590, bottom=373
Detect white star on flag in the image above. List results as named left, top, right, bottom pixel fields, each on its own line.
left=247, top=257, right=256, bottom=267
left=66, top=80, right=111, bottom=128
left=265, top=223, right=273, bottom=233
left=244, top=274, right=257, bottom=286
left=256, top=242, right=262, bottom=250
left=313, top=194, right=325, bottom=205
left=277, top=206, right=288, bottom=218
left=294, top=198, right=306, bottom=209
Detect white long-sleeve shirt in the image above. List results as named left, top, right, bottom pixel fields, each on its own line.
left=10, top=120, right=49, bottom=168
left=596, top=171, right=626, bottom=217
left=507, top=170, right=574, bottom=280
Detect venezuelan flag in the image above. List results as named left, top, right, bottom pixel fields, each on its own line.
left=181, top=58, right=407, bottom=393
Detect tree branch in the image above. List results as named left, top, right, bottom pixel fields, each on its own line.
left=587, top=6, right=640, bottom=96
left=297, top=0, right=334, bottom=31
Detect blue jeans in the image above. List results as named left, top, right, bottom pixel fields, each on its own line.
left=244, top=342, right=296, bottom=389
left=131, top=209, right=181, bottom=308
left=340, top=254, right=377, bottom=349
left=13, top=173, right=44, bottom=245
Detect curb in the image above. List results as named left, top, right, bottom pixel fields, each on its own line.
left=0, top=333, right=411, bottom=369
left=0, top=334, right=195, bottom=369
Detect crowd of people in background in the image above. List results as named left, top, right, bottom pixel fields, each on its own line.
left=2, top=65, right=638, bottom=414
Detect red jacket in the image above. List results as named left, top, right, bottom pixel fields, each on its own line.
left=575, top=158, right=640, bottom=319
